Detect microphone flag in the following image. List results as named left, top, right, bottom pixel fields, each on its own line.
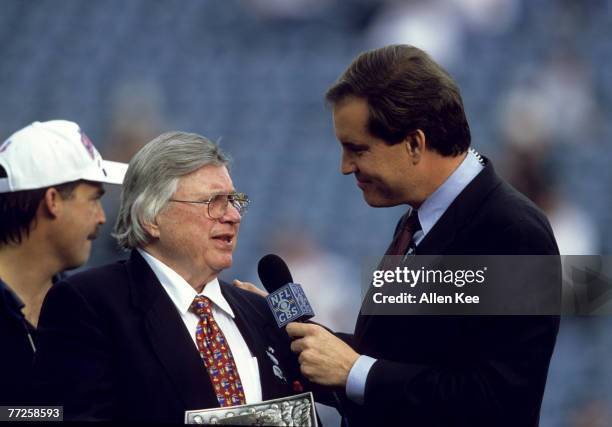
left=266, top=282, right=314, bottom=328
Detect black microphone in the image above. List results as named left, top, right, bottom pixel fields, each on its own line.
left=258, top=254, right=294, bottom=293
left=257, top=254, right=314, bottom=328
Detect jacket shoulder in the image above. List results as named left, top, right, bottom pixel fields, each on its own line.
left=468, top=180, right=559, bottom=254
left=219, top=280, right=271, bottom=318
left=481, top=181, right=551, bottom=229
left=56, top=259, right=131, bottom=301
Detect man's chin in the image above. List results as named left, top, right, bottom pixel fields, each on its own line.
left=362, top=192, right=401, bottom=208
left=63, top=251, right=91, bottom=271
left=210, top=255, right=233, bottom=273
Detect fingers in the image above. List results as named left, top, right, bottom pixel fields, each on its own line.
left=232, top=279, right=268, bottom=298
left=286, top=322, right=317, bottom=339
left=290, top=338, right=305, bottom=354
left=286, top=322, right=359, bottom=387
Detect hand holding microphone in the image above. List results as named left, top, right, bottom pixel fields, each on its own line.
left=251, top=254, right=359, bottom=387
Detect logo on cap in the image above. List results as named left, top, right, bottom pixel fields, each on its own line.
left=79, top=130, right=95, bottom=160
left=0, top=139, right=12, bottom=153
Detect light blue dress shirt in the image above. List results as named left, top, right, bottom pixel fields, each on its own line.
left=345, top=149, right=484, bottom=404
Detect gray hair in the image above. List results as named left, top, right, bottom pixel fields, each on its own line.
left=113, top=131, right=229, bottom=249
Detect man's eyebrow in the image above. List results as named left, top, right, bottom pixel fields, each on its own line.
left=195, top=189, right=236, bottom=198
left=341, top=141, right=368, bottom=149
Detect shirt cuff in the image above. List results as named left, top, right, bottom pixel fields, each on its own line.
left=345, top=355, right=377, bottom=405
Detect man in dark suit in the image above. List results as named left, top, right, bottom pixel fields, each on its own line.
left=34, top=132, right=304, bottom=422
left=285, top=45, right=560, bottom=426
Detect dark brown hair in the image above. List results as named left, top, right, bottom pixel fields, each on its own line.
left=325, top=44, right=471, bottom=156
left=0, top=166, right=81, bottom=245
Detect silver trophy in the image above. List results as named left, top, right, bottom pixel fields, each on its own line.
left=184, top=392, right=317, bottom=426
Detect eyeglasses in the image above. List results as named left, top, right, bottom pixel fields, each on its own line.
left=169, top=192, right=250, bottom=219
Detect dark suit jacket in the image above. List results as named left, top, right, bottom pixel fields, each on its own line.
left=33, top=250, right=304, bottom=423
left=343, top=159, right=560, bottom=427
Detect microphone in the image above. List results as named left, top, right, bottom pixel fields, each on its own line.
left=258, top=254, right=294, bottom=293
left=259, top=255, right=346, bottom=420
left=258, top=254, right=314, bottom=328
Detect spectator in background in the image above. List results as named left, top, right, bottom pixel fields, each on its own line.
left=500, top=144, right=600, bottom=255
left=0, top=120, right=126, bottom=405
left=365, top=0, right=522, bottom=67
left=498, top=49, right=600, bottom=149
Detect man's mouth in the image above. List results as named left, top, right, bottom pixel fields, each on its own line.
left=355, top=173, right=371, bottom=184
left=212, top=233, right=235, bottom=244
left=88, top=227, right=101, bottom=240
left=356, top=179, right=370, bottom=190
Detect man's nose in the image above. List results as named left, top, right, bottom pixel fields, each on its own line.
left=341, top=153, right=356, bottom=175
left=220, top=203, right=242, bottom=224
left=97, top=203, right=106, bottom=225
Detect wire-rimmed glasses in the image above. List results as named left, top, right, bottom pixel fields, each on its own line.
left=169, top=192, right=250, bottom=219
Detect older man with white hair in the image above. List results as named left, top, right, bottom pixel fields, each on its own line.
left=34, top=131, right=305, bottom=422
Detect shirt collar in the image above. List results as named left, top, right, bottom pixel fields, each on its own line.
left=137, top=248, right=235, bottom=318
left=417, top=149, right=484, bottom=237
left=0, top=278, right=26, bottom=320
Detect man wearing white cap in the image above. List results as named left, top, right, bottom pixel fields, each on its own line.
left=0, top=120, right=127, bottom=405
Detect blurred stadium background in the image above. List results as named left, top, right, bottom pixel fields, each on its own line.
left=1, top=0, right=611, bottom=425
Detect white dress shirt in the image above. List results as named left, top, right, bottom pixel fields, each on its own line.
left=346, top=149, right=485, bottom=404
left=137, top=248, right=262, bottom=404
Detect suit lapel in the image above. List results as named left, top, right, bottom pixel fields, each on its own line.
left=125, top=251, right=217, bottom=410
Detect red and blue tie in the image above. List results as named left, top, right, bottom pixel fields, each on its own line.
left=190, top=295, right=246, bottom=407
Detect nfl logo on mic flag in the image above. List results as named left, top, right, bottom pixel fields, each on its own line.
left=266, top=283, right=314, bottom=328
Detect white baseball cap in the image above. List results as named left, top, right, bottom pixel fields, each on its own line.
left=0, top=120, right=128, bottom=193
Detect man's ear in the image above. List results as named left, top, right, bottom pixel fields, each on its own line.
left=404, top=129, right=426, bottom=164
left=142, top=216, right=161, bottom=239
left=42, top=187, right=63, bottom=219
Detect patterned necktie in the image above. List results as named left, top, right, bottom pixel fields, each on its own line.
left=190, top=295, right=246, bottom=407
left=386, top=209, right=422, bottom=256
